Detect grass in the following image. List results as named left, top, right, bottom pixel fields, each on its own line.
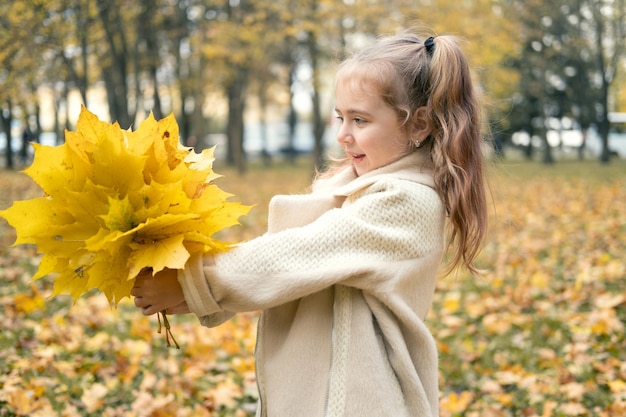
left=1, top=156, right=625, bottom=417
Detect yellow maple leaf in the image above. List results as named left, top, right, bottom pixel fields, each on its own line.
left=0, top=106, right=251, bottom=307
left=127, top=234, right=190, bottom=278
left=608, top=379, right=626, bottom=394
left=13, top=284, right=46, bottom=313
left=440, top=390, right=474, bottom=413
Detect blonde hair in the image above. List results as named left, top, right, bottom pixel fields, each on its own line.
left=331, top=32, right=488, bottom=276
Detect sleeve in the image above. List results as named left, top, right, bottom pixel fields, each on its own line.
left=178, top=180, right=445, bottom=322
left=178, top=254, right=235, bottom=327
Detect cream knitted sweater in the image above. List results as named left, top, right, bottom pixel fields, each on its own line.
left=178, top=150, right=446, bottom=417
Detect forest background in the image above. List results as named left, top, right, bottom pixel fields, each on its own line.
left=1, top=0, right=626, bottom=172
left=1, top=1, right=626, bottom=417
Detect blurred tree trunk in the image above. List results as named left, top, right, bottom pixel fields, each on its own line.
left=56, top=0, right=91, bottom=106
left=308, top=28, right=326, bottom=171
left=577, top=130, right=587, bottom=161
left=305, top=0, right=327, bottom=171
left=258, top=77, right=272, bottom=166
left=138, top=0, right=163, bottom=119
left=0, top=2, right=41, bottom=169
left=538, top=60, right=554, bottom=164
left=96, top=1, right=135, bottom=128
left=569, top=0, right=595, bottom=161
left=226, top=66, right=248, bottom=173
left=1, top=100, right=14, bottom=170
left=286, top=63, right=298, bottom=165
left=589, top=0, right=625, bottom=163
left=593, top=4, right=611, bottom=163
left=171, top=3, right=192, bottom=142
left=221, top=0, right=253, bottom=173
left=28, top=81, right=42, bottom=145
left=181, top=3, right=208, bottom=145
left=189, top=29, right=206, bottom=145
left=74, top=0, right=91, bottom=105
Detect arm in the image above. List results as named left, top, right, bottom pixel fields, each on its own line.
left=180, top=180, right=445, bottom=319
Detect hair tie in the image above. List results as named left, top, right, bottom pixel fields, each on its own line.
left=424, top=36, right=436, bottom=56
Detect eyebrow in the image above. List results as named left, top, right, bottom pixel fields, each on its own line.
left=334, top=107, right=373, bottom=117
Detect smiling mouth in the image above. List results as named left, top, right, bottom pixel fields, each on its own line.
left=348, top=152, right=365, bottom=162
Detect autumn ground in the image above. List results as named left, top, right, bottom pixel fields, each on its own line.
left=1, top=157, right=625, bottom=417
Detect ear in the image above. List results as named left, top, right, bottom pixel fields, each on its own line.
left=410, top=107, right=431, bottom=143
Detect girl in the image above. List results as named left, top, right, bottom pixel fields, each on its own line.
left=132, top=31, right=488, bottom=417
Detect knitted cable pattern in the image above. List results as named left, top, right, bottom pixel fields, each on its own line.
left=325, top=285, right=352, bottom=417
left=216, top=179, right=444, bottom=279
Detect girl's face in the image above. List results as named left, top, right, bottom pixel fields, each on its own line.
left=334, top=79, right=412, bottom=176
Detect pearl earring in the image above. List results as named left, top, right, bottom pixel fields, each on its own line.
left=414, top=139, right=421, bottom=148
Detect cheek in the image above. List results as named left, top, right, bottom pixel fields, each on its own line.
left=389, top=134, right=412, bottom=154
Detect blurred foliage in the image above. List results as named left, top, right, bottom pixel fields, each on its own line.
left=4, top=0, right=624, bottom=169
left=1, top=160, right=625, bottom=416
left=501, top=0, right=625, bottom=163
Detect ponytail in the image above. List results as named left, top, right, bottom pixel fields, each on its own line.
left=427, top=35, right=488, bottom=276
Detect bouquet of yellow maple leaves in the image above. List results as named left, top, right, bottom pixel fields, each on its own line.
left=0, top=107, right=251, bottom=347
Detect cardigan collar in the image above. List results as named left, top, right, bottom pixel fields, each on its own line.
left=313, top=149, right=435, bottom=198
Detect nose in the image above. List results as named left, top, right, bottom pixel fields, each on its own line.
left=336, top=123, right=354, bottom=146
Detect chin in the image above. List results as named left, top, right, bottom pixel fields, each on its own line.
left=352, top=165, right=369, bottom=177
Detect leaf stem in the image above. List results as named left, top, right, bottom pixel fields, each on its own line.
left=157, top=310, right=180, bottom=349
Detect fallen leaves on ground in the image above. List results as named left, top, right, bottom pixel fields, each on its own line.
left=1, top=160, right=625, bottom=416
left=432, top=161, right=626, bottom=417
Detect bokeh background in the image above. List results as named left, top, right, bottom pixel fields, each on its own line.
left=1, top=1, right=625, bottom=416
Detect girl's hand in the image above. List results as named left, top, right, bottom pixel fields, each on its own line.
left=131, top=268, right=188, bottom=316
left=165, top=300, right=191, bottom=315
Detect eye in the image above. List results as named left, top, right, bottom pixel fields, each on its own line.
left=354, top=117, right=367, bottom=125
left=335, top=115, right=344, bottom=123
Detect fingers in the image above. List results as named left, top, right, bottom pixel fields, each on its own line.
left=131, top=268, right=185, bottom=316
left=133, top=293, right=156, bottom=314
left=130, top=280, right=148, bottom=297
left=130, top=271, right=158, bottom=298
left=134, top=298, right=189, bottom=316
left=141, top=305, right=160, bottom=316
left=130, top=271, right=149, bottom=296
left=133, top=295, right=152, bottom=315
left=133, top=295, right=147, bottom=308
